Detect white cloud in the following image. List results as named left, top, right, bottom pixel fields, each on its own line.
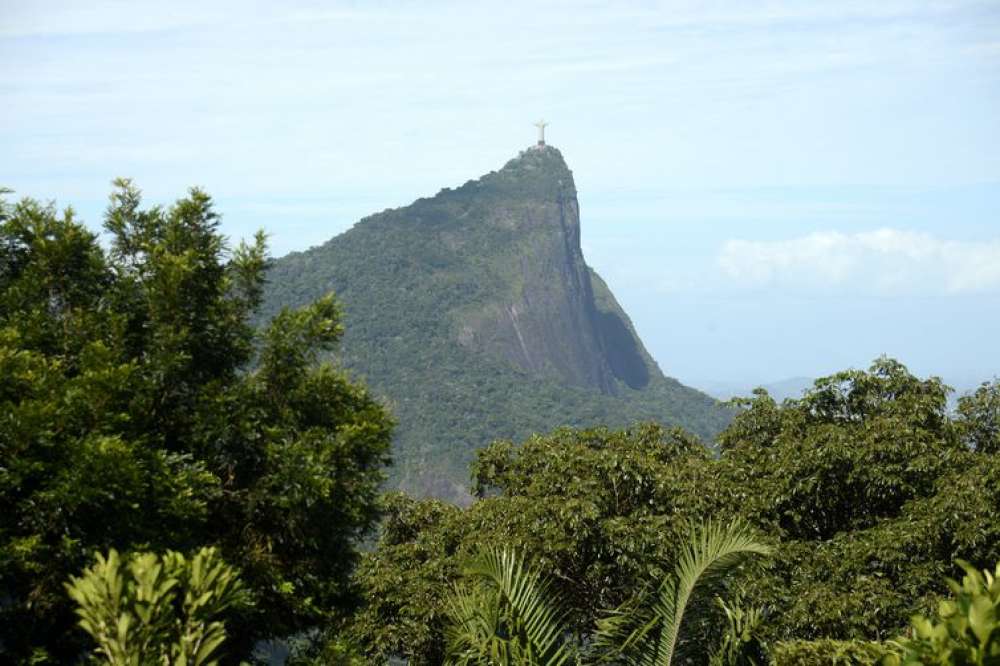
left=718, top=229, right=1000, bottom=294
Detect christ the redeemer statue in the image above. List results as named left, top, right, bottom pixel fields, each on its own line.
left=535, top=119, right=548, bottom=146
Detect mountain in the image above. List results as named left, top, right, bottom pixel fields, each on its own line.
left=259, top=145, right=730, bottom=501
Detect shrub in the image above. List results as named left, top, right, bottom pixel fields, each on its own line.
left=65, top=547, right=247, bottom=665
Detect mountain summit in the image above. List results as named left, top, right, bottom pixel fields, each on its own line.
left=260, top=146, right=729, bottom=500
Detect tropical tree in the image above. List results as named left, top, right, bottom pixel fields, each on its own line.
left=772, top=559, right=1000, bottom=665
left=347, top=425, right=716, bottom=663
left=444, top=547, right=575, bottom=665
left=0, top=183, right=393, bottom=662
left=708, top=597, right=768, bottom=666
left=436, top=521, right=769, bottom=666
left=347, top=493, right=465, bottom=664
left=592, top=520, right=772, bottom=666
left=956, top=379, right=1000, bottom=455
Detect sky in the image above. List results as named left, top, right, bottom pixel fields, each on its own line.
left=2, top=1, right=999, bottom=390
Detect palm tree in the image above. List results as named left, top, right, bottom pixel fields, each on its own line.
left=442, top=520, right=770, bottom=666
left=443, top=546, right=575, bottom=665
left=592, top=520, right=772, bottom=666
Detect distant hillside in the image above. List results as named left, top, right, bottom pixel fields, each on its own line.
left=259, top=145, right=730, bottom=501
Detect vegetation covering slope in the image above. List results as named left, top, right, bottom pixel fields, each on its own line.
left=259, top=146, right=729, bottom=499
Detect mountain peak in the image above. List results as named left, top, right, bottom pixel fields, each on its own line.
left=506, top=143, right=568, bottom=167
left=442, top=145, right=576, bottom=205
left=501, top=144, right=573, bottom=183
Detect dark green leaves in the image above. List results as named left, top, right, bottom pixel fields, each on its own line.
left=1, top=183, right=392, bottom=662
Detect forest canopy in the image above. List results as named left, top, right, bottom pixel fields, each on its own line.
left=346, top=360, right=1000, bottom=664
left=2, top=184, right=999, bottom=664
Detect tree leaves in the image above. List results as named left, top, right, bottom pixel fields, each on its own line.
left=65, top=547, right=247, bottom=666
left=444, top=546, right=574, bottom=666
left=1, top=183, right=393, bottom=661
left=593, top=520, right=771, bottom=666
left=349, top=360, right=1000, bottom=659
left=886, top=561, right=1000, bottom=665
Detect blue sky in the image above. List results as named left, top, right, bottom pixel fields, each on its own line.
left=2, top=1, right=999, bottom=389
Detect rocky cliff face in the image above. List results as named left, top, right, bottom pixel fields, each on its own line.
left=259, top=145, right=727, bottom=500
left=449, top=146, right=649, bottom=394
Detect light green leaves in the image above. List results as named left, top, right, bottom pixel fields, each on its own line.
left=888, top=560, right=1000, bottom=665
left=65, top=547, right=247, bottom=666
left=594, top=520, right=772, bottom=666
left=444, top=546, right=574, bottom=666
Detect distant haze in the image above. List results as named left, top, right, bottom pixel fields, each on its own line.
left=2, top=1, right=998, bottom=387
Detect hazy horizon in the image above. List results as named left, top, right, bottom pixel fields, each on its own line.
left=3, top=0, right=998, bottom=388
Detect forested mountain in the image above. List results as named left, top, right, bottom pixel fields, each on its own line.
left=259, top=145, right=729, bottom=500
left=5, top=172, right=999, bottom=666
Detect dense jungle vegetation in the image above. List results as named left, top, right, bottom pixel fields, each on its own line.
left=2, top=185, right=999, bottom=664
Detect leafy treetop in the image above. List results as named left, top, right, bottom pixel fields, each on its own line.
left=0, top=182, right=393, bottom=663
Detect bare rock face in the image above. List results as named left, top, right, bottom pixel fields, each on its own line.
left=450, top=146, right=649, bottom=394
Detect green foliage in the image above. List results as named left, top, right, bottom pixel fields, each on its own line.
left=433, top=523, right=768, bottom=666
left=769, top=639, right=891, bottom=665
left=348, top=359, right=1000, bottom=660
left=348, top=424, right=755, bottom=663
left=957, top=380, right=1000, bottom=455
left=592, top=520, right=771, bottom=666
left=718, top=358, right=1000, bottom=643
left=0, top=183, right=392, bottom=661
left=777, top=559, right=1000, bottom=665
left=444, top=546, right=574, bottom=666
left=64, top=547, right=246, bottom=665
left=720, top=357, right=957, bottom=539
left=888, top=560, right=1000, bottom=665
left=468, top=424, right=720, bottom=634
left=708, top=597, right=768, bottom=666
left=348, top=493, right=464, bottom=664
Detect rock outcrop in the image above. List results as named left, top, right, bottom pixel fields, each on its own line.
left=445, top=146, right=650, bottom=394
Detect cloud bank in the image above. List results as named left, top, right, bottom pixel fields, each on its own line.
left=718, top=229, right=1000, bottom=294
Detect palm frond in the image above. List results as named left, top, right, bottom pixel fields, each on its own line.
left=593, top=519, right=772, bottom=666
left=444, top=546, right=574, bottom=666
left=708, top=595, right=767, bottom=666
